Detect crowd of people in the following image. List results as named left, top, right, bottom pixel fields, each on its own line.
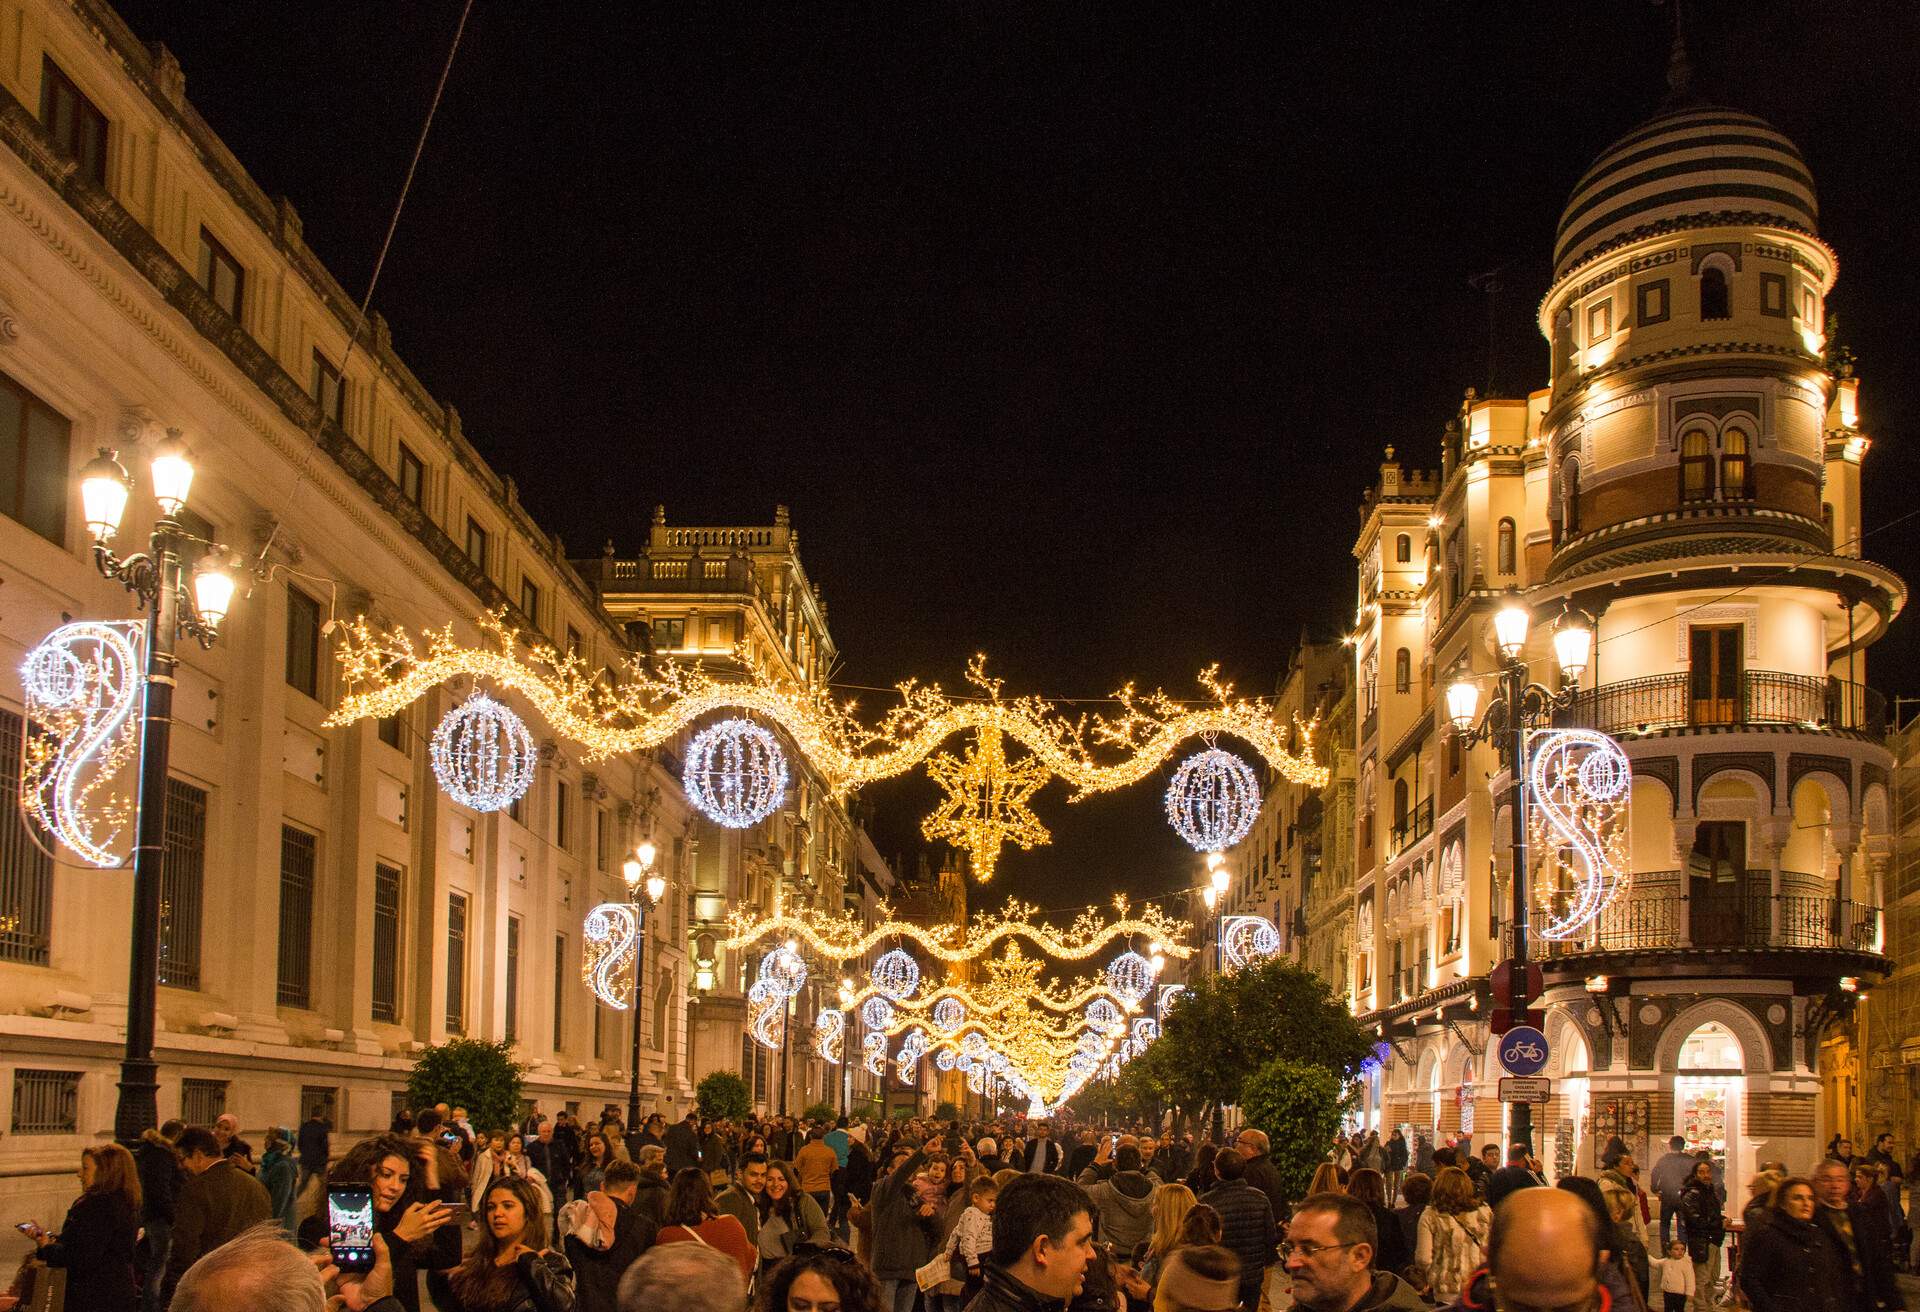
left=5, top=1103, right=1912, bottom=1312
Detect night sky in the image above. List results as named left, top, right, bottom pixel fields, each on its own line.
left=110, top=1, right=1920, bottom=912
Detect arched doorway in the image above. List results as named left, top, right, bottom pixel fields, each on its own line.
left=1676, top=1021, right=1744, bottom=1203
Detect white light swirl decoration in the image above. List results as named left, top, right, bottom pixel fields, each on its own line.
left=861, top=995, right=896, bottom=1030
left=20, top=621, right=144, bottom=868
left=1527, top=727, right=1632, bottom=940
left=932, top=997, right=966, bottom=1034
left=431, top=692, right=537, bottom=812
left=814, top=1008, right=845, bottom=1064
left=582, top=903, right=639, bottom=1009
left=683, top=718, right=789, bottom=829
left=748, top=979, right=786, bottom=1050
left=1221, top=915, right=1283, bottom=969
left=1165, top=747, right=1261, bottom=852
left=870, top=948, right=920, bottom=1000
left=862, top=1031, right=887, bottom=1076
left=1105, top=951, right=1153, bottom=1006
left=896, top=1027, right=928, bottom=1080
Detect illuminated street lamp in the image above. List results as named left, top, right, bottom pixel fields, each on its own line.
left=620, top=841, right=668, bottom=1134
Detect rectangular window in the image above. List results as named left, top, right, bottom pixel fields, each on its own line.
left=555, top=781, right=571, bottom=851
left=505, top=915, right=521, bottom=1044
left=397, top=444, right=424, bottom=507
left=311, top=350, right=345, bottom=426
left=0, top=709, right=53, bottom=965
left=181, top=1078, right=227, bottom=1126
left=196, top=228, right=245, bottom=320
left=38, top=58, right=107, bottom=187
left=11, top=1069, right=79, bottom=1134
left=1759, top=273, right=1788, bottom=318
left=376, top=713, right=405, bottom=751
left=1586, top=299, right=1612, bottom=342
left=650, top=617, right=685, bottom=651
left=0, top=369, right=73, bottom=544
left=446, top=892, right=468, bottom=1034
left=277, top=825, right=316, bottom=1007
left=595, top=809, right=609, bottom=873
left=520, top=578, right=541, bottom=628
left=566, top=625, right=583, bottom=657
left=300, top=1086, right=338, bottom=1124
left=159, top=778, right=206, bottom=989
left=465, top=517, right=488, bottom=572
left=1688, top=625, right=1743, bottom=726
left=372, top=862, right=401, bottom=1022
left=553, top=933, right=566, bottom=1050
left=285, top=587, right=321, bottom=698
left=1635, top=279, right=1669, bottom=326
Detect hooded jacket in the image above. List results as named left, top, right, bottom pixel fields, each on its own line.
left=1084, top=1171, right=1156, bottom=1254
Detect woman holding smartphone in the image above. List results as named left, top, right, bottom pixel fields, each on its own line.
left=324, top=1134, right=461, bottom=1312
left=428, top=1176, right=574, bottom=1312
left=20, top=1143, right=141, bottom=1311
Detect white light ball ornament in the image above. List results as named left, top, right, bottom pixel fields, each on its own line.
left=1165, top=747, right=1260, bottom=853
left=431, top=693, right=537, bottom=812
left=871, top=949, right=920, bottom=1001
left=933, top=997, right=966, bottom=1034
left=1105, top=951, right=1153, bottom=1007
left=861, top=996, right=897, bottom=1030
left=684, top=718, right=788, bottom=829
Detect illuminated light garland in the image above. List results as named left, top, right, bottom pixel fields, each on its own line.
left=814, top=1008, right=845, bottom=1065
left=1528, top=728, right=1632, bottom=940
left=1165, top=747, right=1261, bottom=853
left=1104, top=951, right=1154, bottom=1006
left=328, top=613, right=1327, bottom=796
left=684, top=718, right=789, bottom=829
left=430, top=692, right=537, bottom=812
left=896, top=1027, right=928, bottom=1080
left=723, top=896, right=1191, bottom=964
left=20, top=621, right=144, bottom=868
left=871, top=948, right=921, bottom=1000
left=748, top=979, right=785, bottom=1050
left=920, top=726, right=1051, bottom=881
left=582, top=903, right=639, bottom=1009
left=1221, top=915, right=1283, bottom=969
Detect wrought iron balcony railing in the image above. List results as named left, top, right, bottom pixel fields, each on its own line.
left=1519, top=873, right=1883, bottom=955
left=1552, top=672, right=1885, bottom=738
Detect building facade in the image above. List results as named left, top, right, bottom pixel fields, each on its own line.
left=1327, top=91, right=1904, bottom=1198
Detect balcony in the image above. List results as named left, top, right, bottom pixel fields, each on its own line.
left=1554, top=672, right=1885, bottom=738
left=1529, top=873, right=1882, bottom=956
left=1387, top=797, right=1433, bottom=859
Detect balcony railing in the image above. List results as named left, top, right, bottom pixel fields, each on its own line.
left=1527, top=873, right=1882, bottom=955
left=1554, top=672, right=1885, bottom=738
left=1388, top=798, right=1434, bottom=859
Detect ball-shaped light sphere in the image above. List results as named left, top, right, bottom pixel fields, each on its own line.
left=683, top=718, right=789, bottom=829
left=431, top=693, right=537, bottom=812
left=1165, top=747, right=1261, bottom=852
left=871, top=948, right=920, bottom=1001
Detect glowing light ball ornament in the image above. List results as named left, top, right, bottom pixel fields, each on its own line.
left=1221, top=916, right=1282, bottom=969
left=431, top=692, right=537, bottom=812
left=20, top=620, right=144, bottom=867
left=932, top=997, right=967, bottom=1034
left=871, top=948, right=920, bottom=1001
left=1165, top=747, right=1260, bottom=853
left=861, top=996, right=897, bottom=1030
left=684, top=718, right=788, bottom=829
left=1105, top=951, right=1154, bottom=1007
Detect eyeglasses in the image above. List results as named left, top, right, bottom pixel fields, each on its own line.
left=1279, top=1241, right=1361, bottom=1261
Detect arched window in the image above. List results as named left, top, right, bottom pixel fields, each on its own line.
left=1393, top=779, right=1409, bottom=831
left=1496, top=518, right=1516, bottom=575
left=1680, top=429, right=1715, bottom=502
left=1700, top=266, right=1731, bottom=321
left=1394, top=648, right=1411, bottom=694
left=1395, top=533, right=1411, bottom=563
left=1561, top=461, right=1581, bottom=535
left=1720, top=428, right=1752, bottom=498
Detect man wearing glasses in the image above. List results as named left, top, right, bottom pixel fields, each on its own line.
left=1279, top=1193, right=1424, bottom=1312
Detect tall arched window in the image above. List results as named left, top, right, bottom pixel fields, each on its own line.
left=1394, top=648, right=1411, bottom=693
left=1561, top=461, right=1581, bottom=535
left=1700, top=266, right=1731, bottom=321
left=1680, top=429, right=1714, bottom=501
left=1496, top=518, right=1516, bottom=575
left=1395, top=533, right=1411, bottom=563
left=1720, top=427, right=1752, bottom=498
left=1393, top=779, right=1409, bottom=832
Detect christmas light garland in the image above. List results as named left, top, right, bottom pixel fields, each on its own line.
left=1527, top=727, right=1632, bottom=940
left=20, top=621, right=144, bottom=868
left=722, top=896, right=1191, bottom=964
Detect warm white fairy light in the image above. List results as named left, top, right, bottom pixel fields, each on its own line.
left=748, top=979, right=785, bottom=1050
left=582, top=903, right=639, bottom=1009
left=1157, top=983, right=1188, bottom=1016
left=814, top=1008, right=844, bottom=1064
left=1105, top=951, right=1153, bottom=1006
left=1527, top=728, right=1632, bottom=940
left=870, top=948, right=921, bottom=1000
left=684, top=717, right=789, bottom=829
left=861, top=995, right=896, bottom=1030
left=20, top=621, right=144, bottom=868
left=862, top=1031, right=887, bottom=1076
left=1165, top=747, right=1261, bottom=853
left=1221, top=915, right=1283, bottom=969
left=932, top=997, right=966, bottom=1034
left=430, top=692, right=537, bottom=812
left=725, top=896, right=1191, bottom=965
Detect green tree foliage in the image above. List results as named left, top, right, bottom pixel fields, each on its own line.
left=696, top=1072, right=752, bottom=1122
left=933, top=1101, right=960, bottom=1121
left=405, top=1038, right=526, bottom=1133
left=802, top=1101, right=838, bottom=1123
left=1238, top=1059, right=1347, bottom=1203
left=1122, top=957, right=1373, bottom=1113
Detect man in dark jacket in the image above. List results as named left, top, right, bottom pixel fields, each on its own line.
left=296, top=1104, right=331, bottom=1195
left=1203, top=1149, right=1277, bottom=1311
left=134, top=1120, right=185, bottom=1312
left=1022, top=1120, right=1066, bottom=1174
left=664, top=1109, right=703, bottom=1175
left=527, top=1118, right=577, bottom=1208
left=1814, top=1158, right=1906, bottom=1310
left=964, top=1173, right=1095, bottom=1312
left=164, top=1126, right=272, bottom=1302
left=715, top=1152, right=768, bottom=1249
left=566, top=1160, right=651, bottom=1312
left=702, top=1118, right=735, bottom=1180
left=1084, top=1146, right=1157, bottom=1255
left=1233, top=1128, right=1290, bottom=1219
left=1486, top=1143, right=1548, bottom=1210
left=872, top=1146, right=938, bottom=1310
left=1649, top=1134, right=1696, bottom=1247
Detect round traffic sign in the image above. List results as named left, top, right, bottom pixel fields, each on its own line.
left=1498, top=1025, right=1550, bottom=1077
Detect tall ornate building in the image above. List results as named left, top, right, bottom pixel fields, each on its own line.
left=1334, top=77, right=1904, bottom=1197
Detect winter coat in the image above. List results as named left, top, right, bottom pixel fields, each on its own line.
left=1339, top=1270, right=1429, bottom=1311
left=1738, top=1211, right=1851, bottom=1312
left=564, top=1196, right=649, bottom=1312
left=1369, top=1200, right=1412, bottom=1274
left=964, top=1263, right=1069, bottom=1312
left=1817, top=1198, right=1905, bottom=1311
left=1084, top=1171, right=1155, bottom=1254
left=427, top=1250, right=575, bottom=1312
left=1416, top=1204, right=1489, bottom=1303
left=40, top=1189, right=138, bottom=1312
left=260, top=1146, right=299, bottom=1233
left=1241, top=1152, right=1290, bottom=1218
left=663, top=1120, right=703, bottom=1175
left=1202, top=1179, right=1277, bottom=1305
left=165, top=1159, right=272, bottom=1299
left=870, top=1149, right=938, bottom=1279
left=1677, top=1178, right=1725, bottom=1260
left=134, top=1133, right=184, bottom=1223
left=1385, top=1135, right=1410, bottom=1172
left=756, top=1192, right=830, bottom=1261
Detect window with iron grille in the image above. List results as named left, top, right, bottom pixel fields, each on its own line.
left=277, top=825, right=316, bottom=1007
left=505, top=915, right=521, bottom=1044
left=160, top=779, right=206, bottom=989
left=286, top=587, right=321, bottom=698
left=38, top=58, right=107, bottom=187
left=11, top=1069, right=78, bottom=1134
left=1, top=368, right=71, bottom=545
left=446, top=892, right=468, bottom=1034
left=181, top=1077, right=226, bottom=1126
left=300, top=1085, right=337, bottom=1124
left=555, top=781, right=571, bottom=851
left=372, top=862, right=401, bottom=1022
left=553, top=933, right=566, bottom=1050
left=0, top=708, right=53, bottom=965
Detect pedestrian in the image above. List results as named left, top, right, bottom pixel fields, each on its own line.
left=965, top=1173, right=1096, bottom=1312
left=1598, top=1152, right=1652, bottom=1298
left=1308, top=1161, right=1344, bottom=1197
left=952, top=1174, right=999, bottom=1305
left=756, top=1160, right=830, bottom=1276
left=634, top=1113, right=669, bottom=1156
left=322, top=1132, right=461, bottom=1312
left=1384, top=1129, right=1408, bottom=1206
left=975, top=1136, right=1005, bottom=1176
left=1022, top=1120, right=1067, bottom=1174
left=1231, top=1129, right=1288, bottom=1220
left=1360, top=1131, right=1384, bottom=1174
left=163, top=1125, right=272, bottom=1302
left=796, top=1125, right=840, bottom=1222
left=1184, top=1142, right=1220, bottom=1198
left=1649, top=1136, right=1694, bottom=1250
left=1413, top=1167, right=1487, bottom=1305
left=1446, top=1188, right=1602, bottom=1312
left=428, top=1175, right=575, bottom=1312
left=755, top=1246, right=886, bottom=1312
left=718, top=1150, right=769, bottom=1251
left=1152, top=1245, right=1243, bottom=1312
left=528, top=1120, right=576, bottom=1210
left=1136, top=1187, right=1202, bottom=1292
left=1649, top=1238, right=1700, bottom=1312
left=259, top=1127, right=299, bottom=1234
left=1085, top=1145, right=1158, bottom=1256
left=132, top=1119, right=184, bottom=1312
left=1485, top=1143, right=1546, bottom=1211
left=1392, top=1172, right=1431, bottom=1263
left=563, top=1159, right=651, bottom=1312
left=1813, top=1157, right=1904, bottom=1311
left=298, top=1102, right=332, bottom=1197
left=1201, top=1149, right=1276, bottom=1311
left=577, top=1133, right=614, bottom=1196
left=1678, top=1159, right=1726, bottom=1312
left=1413, top=1134, right=1434, bottom=1177
left=617, top=1242, right=745, bottom=1312
left=1348, top=1168, right=1413, bottom=1276
left=1557, top=1175, right=1643, bottom=1312
left=18, top=1142, right=141, bottom=1312
left=654, top=1166, right=757, bottom=1283
left=664, top=1109, right=703, bottom=1176
left=1738, top=1176, right=1850, bottom=1312
left=1281, top=1191, right=1424, bottom=1312
left=870, top=1144, right=937, bottom=1312
left=212, top=1114, right=254, bottom=1171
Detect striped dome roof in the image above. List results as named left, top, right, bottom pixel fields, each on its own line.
left=1553, top=104, right=1816, bottom=281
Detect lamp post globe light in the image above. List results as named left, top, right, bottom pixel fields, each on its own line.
left=622, top=841, right=667, bottom=1134
left=1444, top=595, right=1591, bottom=1157
left=83, top=436, right=243, bottom=1144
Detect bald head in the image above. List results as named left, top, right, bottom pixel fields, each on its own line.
left=1488, top=1187, right=1600, bottom=1308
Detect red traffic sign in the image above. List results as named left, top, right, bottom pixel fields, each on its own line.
left=1499, top=1077, right=1552, bottom=1104
left=1489, top=1006, right=1545, bottom=1036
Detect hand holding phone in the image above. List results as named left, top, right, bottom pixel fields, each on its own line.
left=327, top=1186, right=376, bottom=1274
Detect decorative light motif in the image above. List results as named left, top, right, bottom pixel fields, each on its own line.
left=582, top=903, right=639, bottom=1009
left=1086, top=998, right=1123, bottom=1033
left=1156, top=983, right=1188, bottom=1017
left=935, top=1048, right=957, bottom=1071
left=20, top=621, right=143, bottom=867
left=430, top=692, right=536, bottom=812
left=1528, top=728, right=1632, bottom=939
left=1221, top=915, right=1283, bottom=969
left=861, top=1031, right=887, bottom=1076
left=921, top=726, right=1051, bottom=881
left=814, top=1008, right=844, bottom=1064
left=684, top=718, right=788, bottom=829
left=861, top=995, right=897, bottom=1030
left=762, top=944, right=809, bottom=997
left=725, top=896, right=1191, bottom=965
left=896, top=1027, right=928, bottom=1080
left=1104, top=951, right=1153, bottom=1006
left=871, top=948, right=921, bottom=1000
left=1165, top=747, right=1261, bottom=852
left=932, top=997, right=966, bottom=1034
left=748, top=979, right=786, bottom=1050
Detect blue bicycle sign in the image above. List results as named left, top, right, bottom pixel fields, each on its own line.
left=1499, top=1025, right=1550, bottom=1077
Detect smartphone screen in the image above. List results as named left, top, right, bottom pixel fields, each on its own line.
left=328, top=1185, right=376, bottom=1273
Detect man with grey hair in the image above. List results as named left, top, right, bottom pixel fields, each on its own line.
left=618, top=1242, right=745, bottom=1312
left=1234, top=1126, right=1288, bottom=1215
left=170, top=1222, right=402, bottom=1312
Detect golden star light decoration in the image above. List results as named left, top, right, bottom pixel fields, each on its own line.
left=921, top=726, right=1050, bottom=880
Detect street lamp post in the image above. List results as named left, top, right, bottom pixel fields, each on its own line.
left=1201, top=854, right=1230, bottom=1142
left=81, top=438, right=239, bottom=1146
left=838, top=977, right=856, bottom=1118
left=622, top=843, right=668, bottom=1136
left=1445, top=596, right=1591, bottom=1157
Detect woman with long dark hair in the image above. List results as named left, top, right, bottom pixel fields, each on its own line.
left=324, top=1134, right=461, bottom=1312
left=757, top=1160, right=830, bottom=1273
left=1183, top=1142, right=1220, bottom=1197
left=1347, top=1168, right=1412, bottom=1275
left=656, top=1165, right=757, bottom=1281
left=576, top=1134, right=612, bottom=1196
left=758, top=1246, right=884, bottom=1312
left=22, top=1143, right=142, bottom=1311
left=428, top=1176, right=573, bottom=1312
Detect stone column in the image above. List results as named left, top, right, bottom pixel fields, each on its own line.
left=1762, top=812, right=1792, bottom=946
left=1830, top=823, right=1859, bottom=948
left=1672, top=813, right=1698, bottom=948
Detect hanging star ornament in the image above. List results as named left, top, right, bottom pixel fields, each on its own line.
left=920, top=726, right=1051, bottom=880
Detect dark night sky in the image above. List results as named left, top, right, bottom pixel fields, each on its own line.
left=110, top=1, right=1920, bottom=911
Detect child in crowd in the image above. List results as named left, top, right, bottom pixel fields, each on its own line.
left=953, top=1175, right=998, bottom=1303
left=1648, top=1238, right=1696, bottom=1312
